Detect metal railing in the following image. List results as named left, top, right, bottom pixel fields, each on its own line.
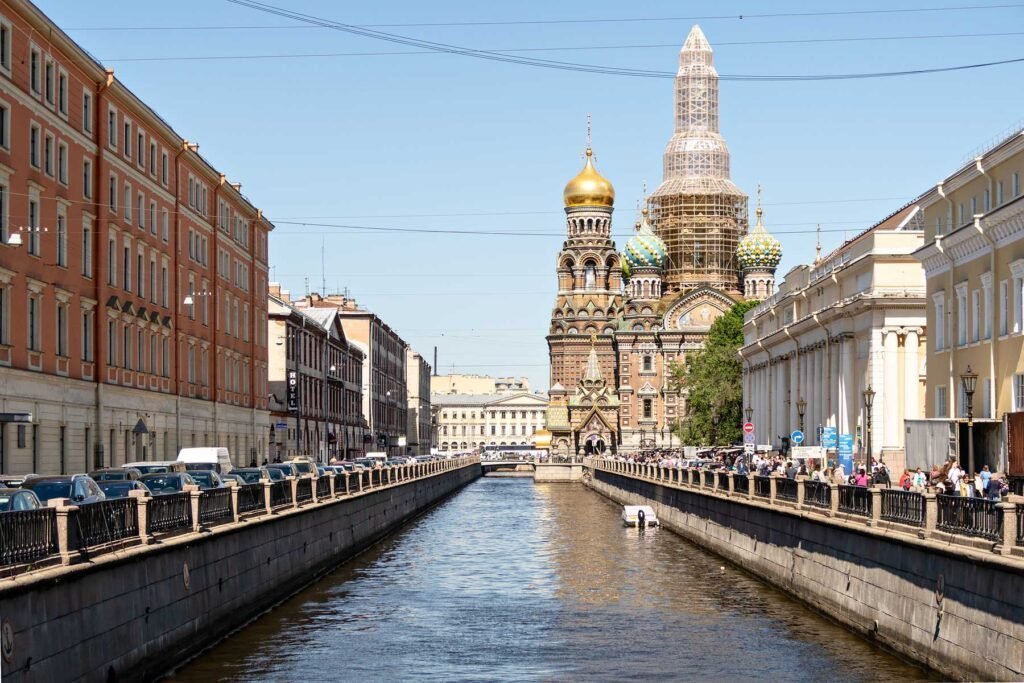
left=838, top=486, right=871, bottom=517
left=776, top=477, right=797, bottom=502
left=316, top=476, right=330, bottom=499
left=0, top=508, right=57, bottom=565
left=295, top=478, right=313, bottom=503
left=148, top=493, right=192, bottom=533
left=717, top=471, right=730, bottom=490
left=1017, top=507, right=1023, bottom=547
left=269, top=480, right=292, bottom=508
left=702, top=471, right=715, bottom=487
left=803, top=480, right=831, bottom=510
left=753, top=476, right=772, bottom=498
left=937, top=495, right=1002, bottom=541
left=237, top=483, right=265, bottom=514
left=733, top=474, right=750, bottom=495
left=75, top=498, right=139, bottom=547
left=199, top=489, right=233, bottom=526
left=881, top=489, right=924, bottom=527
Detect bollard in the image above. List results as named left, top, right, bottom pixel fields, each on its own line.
left=996, top=502, right=1017, bottom=555
left=185, top=485, right=202, bottom=532
left=921, top=492, right=937, bottom=539
left=868, top=487, right=882, bottom=527
left=828, top=483, right=840, bottom=517
left=49, top=499, right=81, bottom=565
left=262, top=478, right=274, bottom=515
left=227, top=480, right=240, bottom=524
left=130, top=490, right=154, bottom=544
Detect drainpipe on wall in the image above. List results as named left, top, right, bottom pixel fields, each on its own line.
left=173, top=142, right=190, bottom=452
left=975, top=157, right=998, bottom=423
left=94, top=69, right=114, bottom=467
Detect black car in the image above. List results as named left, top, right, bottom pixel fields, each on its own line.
left=90, top=468, right=143, bottom=482
left=139, top=472, right=196, bottom=495
left=97, top=480, right=151, bottom=499
left=188, top=470, right=225, bottom=490
left=22, top=475, right=105, bottom=505
left=266, top=463, right=298, bottom=478
left=0, top=488, right=42, bottom=511
left=230, top=467, right=274, bottom=484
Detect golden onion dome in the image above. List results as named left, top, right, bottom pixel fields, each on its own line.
left=563, top=148, right=615, bottom=208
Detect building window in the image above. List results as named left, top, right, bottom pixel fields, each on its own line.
left=1000, top=280, right=1008, bottom=336
left=932, top=293, right=945, bottom=350
left=107, top=235, right=117, bottom=286
left=971, top=289, right=980, bottom=343
left=161, top=265, right=168, bottom=307
left=27, top=198, right=39, bottom=255
left=124, top=325, right=132, bottom=370
left=123, top=244, right=131, bottom=293
left=29, top=123, right=39, bottom=167
left=83, top=160, right=92, bottom=198
left=935, top=385, right=948, bottom=418
left=137, top=193, right=144, bottom=229
left=137, top=329, right=144, bottom=371
left=149, top=142, right=156, bottom=175
left=109, top=174, right=117, bottom=212
left=643, top=398, right=653, bottom=419
left=0, top=19, right=10, bottom=72
left=0, top=182, right=6, bottom=244
left=82, top=221, right=92, bottom=278
left=643, top=356, right=653, bottom=372
left=82, top=92, right=92, bottom=133
left=0, top=286, right=6, bottom=345
left=1014, top=172, right=1021, bottom=198
left=1014, top=375, right=1024, bottom=412
left=107, top=320, right=116, bottom=366
left=162, top=338, right=169, bottom=377
left=161, top=209, right=169, bottom=242
left=56, top=303, right=67, bottom=357
left=0, top=101, right=8, bottom=150
left=58, top=70, right=67, bottom=115
left=123, top=120, right=131, bottom=158
left=82, top=310, right=93, bottom=362
left=584, top=262, right=596, bottom=289
left=27, top=294, right=39, bottom=351
left=161, top=152, right=168, bottom=185
left=44, top=59, right=53, bottom=105
left=107, top=108, right=117, bottom=149
left=137, top=132, right=144, bottom=166
left=43, top=133, right=53, bottom=176
left=56, top=212, right=66, bottom=266
left=29, top=48, right=40, bottom=94
left=124, top=183, right=131, bottom=221
left=57, top=142, right=67, bottom=184
left=136, top=252, right=144, bottom=296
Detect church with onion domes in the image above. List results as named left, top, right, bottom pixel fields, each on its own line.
left=545, top=25, right=781, bottom=457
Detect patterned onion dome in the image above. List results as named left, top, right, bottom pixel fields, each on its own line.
left=737, top=205, right=782, bottom=270
left=564, top=147, right=615, bottom=207
left=622, top=208, right=667, bottom=270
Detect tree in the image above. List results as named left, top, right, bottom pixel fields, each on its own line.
left=670, top=300, right=759, bottom=446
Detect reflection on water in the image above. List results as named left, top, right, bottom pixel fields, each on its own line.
left=172, top=479, right=929, bottom=682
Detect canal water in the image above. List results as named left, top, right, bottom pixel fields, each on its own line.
left=172, top=478, right=928, bottom=682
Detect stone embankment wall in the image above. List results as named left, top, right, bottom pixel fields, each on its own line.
left=0, top=463, right=480, bottom=682
left=587, top=468, right=1024, bottom=682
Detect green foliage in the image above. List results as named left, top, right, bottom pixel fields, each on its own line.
left=671, top=300, right=759, bottom=446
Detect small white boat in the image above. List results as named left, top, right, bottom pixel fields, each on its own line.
left=622, top=505, right=658, bottom=527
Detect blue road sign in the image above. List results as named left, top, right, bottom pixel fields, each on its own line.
left=821, top=426, right=837, bottom=449
left=791, top=430, right=804, bottom=445
left=743, top=432, right=755, bottom=444
left=838, top=433, right=854, bottom=473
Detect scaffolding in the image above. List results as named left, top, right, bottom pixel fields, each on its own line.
left=649, top=25, right=748, bottom=296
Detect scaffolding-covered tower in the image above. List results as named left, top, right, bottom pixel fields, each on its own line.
left=649, top=25, right=748, bottom=297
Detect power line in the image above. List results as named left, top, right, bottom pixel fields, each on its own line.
left=67, top=4, right=1024, bottom=31
left=222, top=0, right=1024, bottom=81
left=100, top=32, right=1024, bottom=63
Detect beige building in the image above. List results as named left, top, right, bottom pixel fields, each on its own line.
left=913, top=127, right=1024, bottom=470
left=431, top=374, right=529, bottom=396
left=432, top=392, right=548, bottom=453
left=741, top=204, right=926, bottom=470
left=406, top=350, right=432, bottom=454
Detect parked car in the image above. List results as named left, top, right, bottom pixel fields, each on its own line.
left=0, top=474, right=38, bottom=487
left=283, top=459, right=317, bottom=478
left=138, top=472, right=196, bottom=495
left=266, top=463, right=299, bottom=478
left=90, top=467, right=142, bottom=481
left=263, top=467, right=286, bottom=482
left=22, top=475, right=105, bottom=505
left=97, top=480, right=151, bottom=499
left=123, top=461, right=186, bottom=475
left=354, top=458, right=381, bottom=470
left=188, top=470, right=225, bottom=490
left=0, top=488, right=42, bottom=511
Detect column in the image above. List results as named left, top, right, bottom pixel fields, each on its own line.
left=904, top=329, right=920, bottom=422
left=829, top=340, right=840, bottom=428
left=883, top=328, right=899, bottom=449
left=840, top=337, right=853, bottom=436
left=812, top=347, right=822, bottom=442
left=789, top=352, right=799, bottom=434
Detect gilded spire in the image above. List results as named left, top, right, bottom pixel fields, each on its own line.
left=583, top=337, right=603, bottom=384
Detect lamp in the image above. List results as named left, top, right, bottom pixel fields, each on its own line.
left=796, top=398, right=807, bottom=433
left=6, top=232, right=22, bottom=247
left=960, top=366, right=978, bottom=474
left=745, top=406, right=753, bottom=423
left=862, top=386, right=875, bottom=459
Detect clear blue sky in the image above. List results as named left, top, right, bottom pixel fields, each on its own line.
left=41, top=0, right=1024, bottom=391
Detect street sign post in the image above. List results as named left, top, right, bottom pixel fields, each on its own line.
left=744, top=442, right=755, bottom=454
left=743, top=422, right=755, bottom=434
left=791, top=430, right=804, bottom=445
left=743, top=432, right=755, bottom=444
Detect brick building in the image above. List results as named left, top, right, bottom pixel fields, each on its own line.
left=0, top=0, right=271, bottom=473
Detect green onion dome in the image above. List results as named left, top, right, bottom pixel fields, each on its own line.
left=737, top=205, right=782, bottom=270
left=622, top=208, right=667, bottom=271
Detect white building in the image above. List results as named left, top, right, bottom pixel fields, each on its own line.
left=432, top=392, right=548, bottom=452
left=740, top=204, right=927, bottom=471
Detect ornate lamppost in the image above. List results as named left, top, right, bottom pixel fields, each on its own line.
left=745, top=406, right=753, bottom=423
left=960, top=366, right=978, bottom=475
left=796, top=398, right=807, bottom=435
left=862, top=386, right=875, bottom=460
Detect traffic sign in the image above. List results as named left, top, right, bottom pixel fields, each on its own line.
left=791, top=430, right=805, bottom=445
left=743, top=432, right=755, bottom=444
left=743, top=422, right=755, bottom=434
left=838, top=434, right=854, bottom=473
left=744, top=442, right=755, bottom=454
left=821, top=426, right=837, bottom=449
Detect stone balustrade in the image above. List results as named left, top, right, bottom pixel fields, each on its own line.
left=586, top=458, right=1023, bottom=558
left=0, top=456, right=480, bottom=574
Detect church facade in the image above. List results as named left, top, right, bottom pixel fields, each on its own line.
left=545, top=25, right=782, bottom=457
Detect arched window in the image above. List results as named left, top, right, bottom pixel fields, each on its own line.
left=584, top=262, right=596, bottom=289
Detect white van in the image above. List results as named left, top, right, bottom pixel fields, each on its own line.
left=177, top=447, right=233, bottom=474
left=366, top=453, right=388, bottom=466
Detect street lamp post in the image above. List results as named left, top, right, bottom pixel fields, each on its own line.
left=796, top=398, right=807, bottom=435
left=711, top=413, right=720, bottom=446
left=960, top=366, right=978, bottom=475
left=862, top=386, right=875, bottom=460
left=745, top=406, right=753, bottom=424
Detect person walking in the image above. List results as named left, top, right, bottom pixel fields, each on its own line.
left=854, top=468, right=869, bottom=487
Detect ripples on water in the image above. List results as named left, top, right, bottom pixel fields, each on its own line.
left=172, top=479, right=929, bottom=682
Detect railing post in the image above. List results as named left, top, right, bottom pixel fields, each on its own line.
left=685, top=468, right=693, bottom=487
left=796, top=476, right=805, bottom=510
left=130, top=490, right=153, bottom=544
left=868, top=487, right=882, bottom=527
left=768, top=474, right=778, bottom=505
left=263, top=479, right=274, bottom=515
left=328, top=474, right=336, bottom=499
left=921, top=492, right=937, bottom=539
left=996, top=502, right=1016, bottom=555
left=710, top=471, right=719, bottom=493
left=343, top=472, right=350, bottom=496
left=185, top=485, right=202, bottom=532
left=310, top=476, right=319, bottom=504
left=289, top=477, right=299, bottom=508
left=828, top=484, right=839, bottom=517
left=227, top=480, right=240, bottom=524
left=747, top=473, right=755, bottom=500
left=49, top=499, right=81, bottom=565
